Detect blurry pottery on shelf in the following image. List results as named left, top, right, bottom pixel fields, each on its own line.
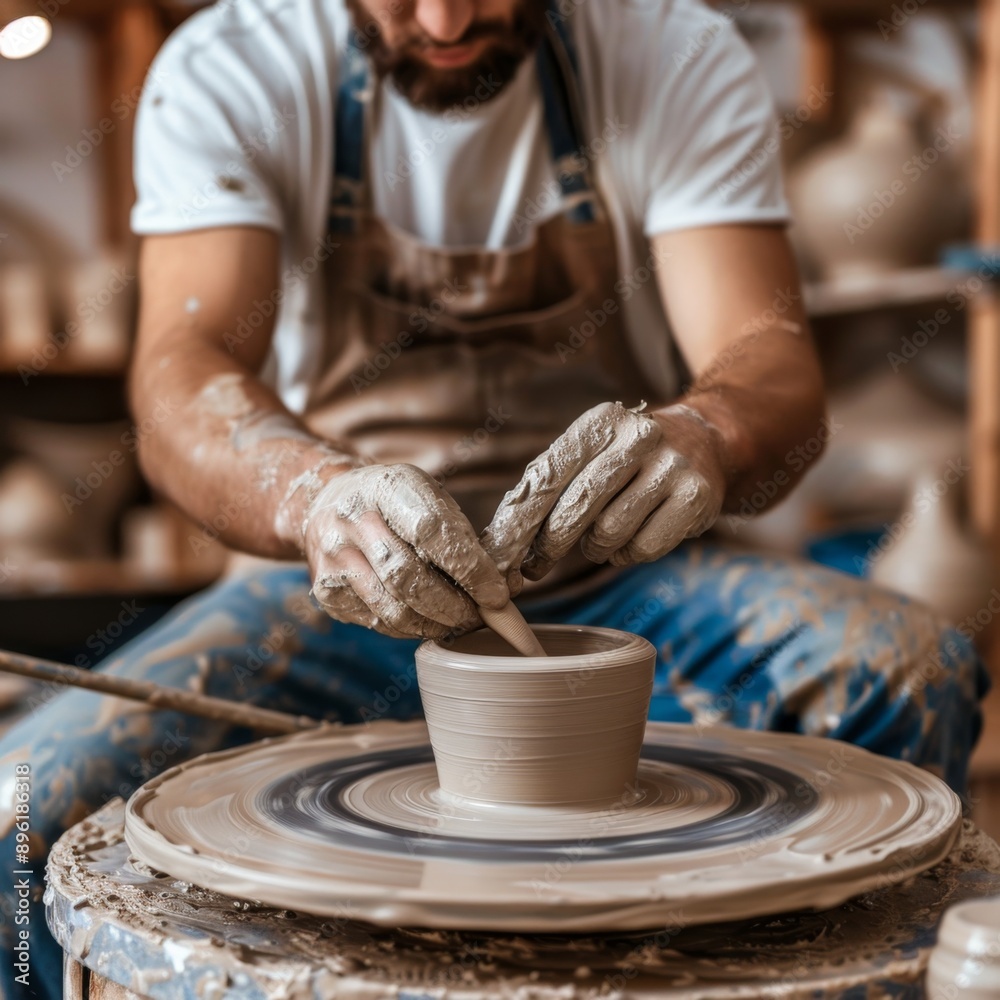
left=62, top=248, right=133, bottom=370
left=720, top=373, right=965, bottom=555
left=0, top=458, right=74, bottom=560
left=0, top=262, right=52, bottom=362
left=870, top=469, right=995, bottom=626
left=6, top=418, right=140, bottom=558
left=789, top=96, right=960, bottom=284
left=801, top=373, right=965, bottom=520
left=122, top=504, right=228, bottom=585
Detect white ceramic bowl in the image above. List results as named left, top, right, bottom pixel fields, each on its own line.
left=415, top=625, right=655, bottom=807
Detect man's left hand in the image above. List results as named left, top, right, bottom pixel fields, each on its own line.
left=481, top=400, right=727, bottom=591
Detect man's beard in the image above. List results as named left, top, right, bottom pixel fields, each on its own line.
left=346, top=0, right=548, bottom=114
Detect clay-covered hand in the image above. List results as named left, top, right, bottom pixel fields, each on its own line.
left=482, top=402, right=727, bottom=589
left=288, top=464, right=510, bottom=640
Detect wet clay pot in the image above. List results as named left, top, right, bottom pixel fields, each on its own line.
left=415, top=626, right=655, bottom=808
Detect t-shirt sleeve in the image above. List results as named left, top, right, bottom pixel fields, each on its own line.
left=640, top=7, right=790, bottom=236
left=130, top=23, right=285, bottom=236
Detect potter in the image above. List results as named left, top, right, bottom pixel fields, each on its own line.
left=0, top=0, right=988, bottom=991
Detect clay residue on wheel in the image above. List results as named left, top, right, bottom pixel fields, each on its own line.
left=48, top=801, right=1000, bottom=999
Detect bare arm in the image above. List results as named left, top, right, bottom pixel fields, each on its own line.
left=652, top=224, right=826, bottom=514
left=483, top=224, right=826, bottom=583
left=131, top=227, right=507, bottom=637
left=129, top=227, right=348, bottom=559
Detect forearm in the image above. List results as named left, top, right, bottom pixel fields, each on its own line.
left=130, top=337, right=361, bottom=559
left=667, top=327, right=827, bottom=514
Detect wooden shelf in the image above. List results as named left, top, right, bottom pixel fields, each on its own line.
left=0, top=558, right=218, bottom=599
left=0, top=355, right=126, bottom=379
left=805, top=266, right=977, bottom=317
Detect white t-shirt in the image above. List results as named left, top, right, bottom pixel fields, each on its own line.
left=131, top=0, right=789, bottom=410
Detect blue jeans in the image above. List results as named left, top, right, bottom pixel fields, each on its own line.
left=0, top=542, right=988, bottom=998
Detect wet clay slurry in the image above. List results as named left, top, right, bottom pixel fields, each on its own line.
left=416, top=626, right=654, bottom=805
left=123, top=720, right=963, bottom=934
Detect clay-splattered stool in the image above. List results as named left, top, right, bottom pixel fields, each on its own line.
left=48, top=799, right=1000, bottom=999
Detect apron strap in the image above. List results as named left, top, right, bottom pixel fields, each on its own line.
left=329, top=30, right=370, bottom=234
left=536, top=2, right=599, bottom=225
left=329, top=6, right=600, bottom=235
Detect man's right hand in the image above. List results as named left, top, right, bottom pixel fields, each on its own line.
left=282, top=463, right=510, bottom=640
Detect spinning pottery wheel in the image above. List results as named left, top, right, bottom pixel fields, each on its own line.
left=46, top=745, right=1000, bottom=999
left=119, top=721, right=962, bottom=932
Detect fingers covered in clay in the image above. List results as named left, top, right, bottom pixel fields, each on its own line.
left=482, top=402, right=652, bottom=579
left=304, top=464, right=507, bottom=639
left=525, top=418, right=660, bottom=578
left=483, top=402, right=727, bottom=579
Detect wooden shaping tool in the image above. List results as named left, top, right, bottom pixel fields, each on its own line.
left=0, top=647, right=318, bottom=735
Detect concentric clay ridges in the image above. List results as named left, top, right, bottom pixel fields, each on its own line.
left=123, top=721, right=963, bottom=933
left=419, top=625, right=656, bottom=671
left=50, top=800, right=1000, bottom=1000
left=416, top=625, right=655, bottom=805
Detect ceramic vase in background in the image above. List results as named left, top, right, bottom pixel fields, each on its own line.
left=0, top=262, right=52, bottom=363
left=790, top=94, right=961, bottom=284
left=6, top=417, right=140, bottom=559
left=0, top=458, right=75, bottom=565
left=870, top=469, right=995, bottom=627
left=62, top=247, right=133, bottom=371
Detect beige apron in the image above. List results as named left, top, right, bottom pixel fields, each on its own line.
left=304, top=16, right=661, bottom=583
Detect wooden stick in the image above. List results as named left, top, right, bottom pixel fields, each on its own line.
left=0, top=648, right=319, bottom=735
left=972, top=0, right=1000, bottom=559
left=479, top=603, right=547, bottom=657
